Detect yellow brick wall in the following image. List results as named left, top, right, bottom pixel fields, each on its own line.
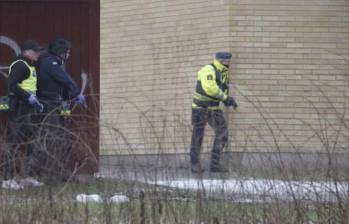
left=229, top=0, right=349, bottom=153
left=100, top=0, right=349, bottom=155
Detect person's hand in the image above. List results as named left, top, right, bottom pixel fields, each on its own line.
left=75, top=94, right=86, bottom=105
left=223, top=96, right=238, bottom=109
left=28, top=94, right=44, bottom=112
left=28, top=94, right=39, bottom=105
left=36, top=103, right=44, bottom=113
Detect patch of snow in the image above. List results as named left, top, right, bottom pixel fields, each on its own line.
left=76, top=193, right=129, bottom=204
left=109, top=194, right=129, bottom=203
left=76, top=194, right=103, bottom=203
left=151, top=178, right=349, bottom=202
left=95, top=168, right=349, bottom=202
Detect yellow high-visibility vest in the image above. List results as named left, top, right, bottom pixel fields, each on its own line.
left=9, top=59, right=37, bottom=94
left=192, top=59, right=229, bottom=110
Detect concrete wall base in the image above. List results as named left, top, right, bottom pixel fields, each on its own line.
left=99, top=152, right=349, bottom=176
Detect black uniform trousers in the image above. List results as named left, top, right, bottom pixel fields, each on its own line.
left=190, top=108, right=228, bottom=166
left=37, top=100, right=72, bottom=182
left=3, top=99, right=37, bottom=180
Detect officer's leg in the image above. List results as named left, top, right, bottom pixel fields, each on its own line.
left=33, top=107, right=47, bottom=178
left=190, top=108, right=207, bottom=170
left=38, top=104, right=61, bottom=182
left=3, top=121, right=21, bottom=180
left=3, top=106, right=25, bottom=180
left=208, top=110, right=228, bottom=171
left=47, top=111, right=63, bottom=181
left=56, top=114, right=72, bottom=180
left=23, top=107, right=38, bottom=177
left=45, top=104, right=72, bottom=182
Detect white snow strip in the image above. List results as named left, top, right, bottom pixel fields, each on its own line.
left=76, top=194, right=129, bottom=203
left=150, top=178, right=349, bottom=202
left=109, top=194, right=129, bottom=203
left=95, top=169, right=349, bottom=202
left=76, top=194, right=103, bottom=203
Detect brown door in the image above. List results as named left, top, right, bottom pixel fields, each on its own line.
left=0, top=0, right=100, bottom=173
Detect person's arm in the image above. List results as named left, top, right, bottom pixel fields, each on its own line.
left=222, top=69, right=229, bottom=96
left=8, top=61, right=31, bottom=100
left=48, top=62, right=80, bottom=99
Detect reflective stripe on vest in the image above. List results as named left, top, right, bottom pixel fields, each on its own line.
left=9, top=59, right=37, bottom=94
left=0, top=104, right=9, bottom=110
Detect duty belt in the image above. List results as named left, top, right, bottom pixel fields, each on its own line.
left=193, top=98, right=219, bottom=108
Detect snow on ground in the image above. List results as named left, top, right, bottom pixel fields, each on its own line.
left=151, top=178, right=349, bottom=202
left=76, top=194, right=129, bottom=203
left=95, top=167, right=349, bottom=203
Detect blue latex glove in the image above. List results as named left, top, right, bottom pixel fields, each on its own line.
left=36, top=103, right=44, bottom=113
left=28, top=94, right=39, bottom=105
left=75, top=94, right=86, bottom=105
left=28, top=94, right=44, bottom=112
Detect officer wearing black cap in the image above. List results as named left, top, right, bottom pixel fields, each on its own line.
left=8, top=40, right=43, bottom=108
left=2, top=40, right=44, bottom=189
left=189, top=52, right=238, bottom=173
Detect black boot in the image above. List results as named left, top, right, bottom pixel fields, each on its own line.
left=191, top=163, right=204, bottom=173
left=210, top=163, right=229, bottom=173
left=210, top=151, right=228, bottom=172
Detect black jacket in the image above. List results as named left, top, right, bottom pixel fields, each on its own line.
left=7, top=55, right=34, bottom=100
left=36, top=53, right=79, bottom=102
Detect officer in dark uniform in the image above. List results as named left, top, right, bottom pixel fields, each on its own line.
left=36, top=38, right=85, bottom=181
left=190, top=52, right=238, bottom=173
left=37, top=38, right=84, bottom=113
left=2, top=40, right=44, bottom=189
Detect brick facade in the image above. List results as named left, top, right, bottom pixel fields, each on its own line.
left=100, top=0, right=349, bottom=155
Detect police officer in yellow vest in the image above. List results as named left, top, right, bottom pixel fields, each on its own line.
left=190, top=52, right=237, bottom=173
left=2, top=40, right=44, bottom=190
